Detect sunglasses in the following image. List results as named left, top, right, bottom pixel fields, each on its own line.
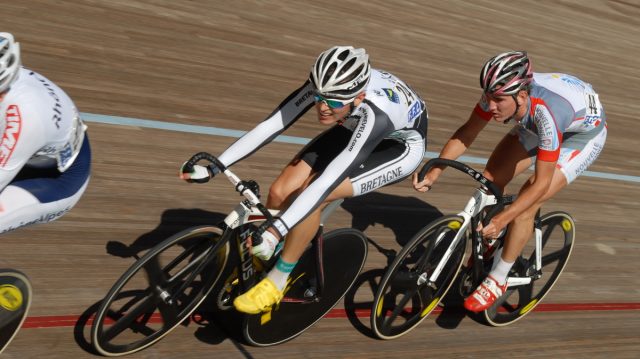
left=314, top=94, right=353, bottom=109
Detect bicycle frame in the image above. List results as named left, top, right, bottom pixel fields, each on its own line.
left=185, top=152, right=341, bottom=303
left=418, top=158, right=543, bottom=289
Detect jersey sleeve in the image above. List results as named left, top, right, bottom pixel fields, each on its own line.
left=272, top=101, right=394, bottom=237
left=473, top=94, right=493, bottom=121
left=217, top=80, right=315, bottom=167
left=532, top=100, right=562, bottom=162
left=0, top=104, right=47, bottom=189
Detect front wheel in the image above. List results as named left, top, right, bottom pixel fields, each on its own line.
left=371, top=215, right=466, bottom=340
left=483, top=211, right=575, bottom=326
left=91, top=226, right=229, bottom=356
left=0, top=269, right=32, bottom=355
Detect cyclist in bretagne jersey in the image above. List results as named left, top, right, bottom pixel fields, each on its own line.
left=413, top=51, right=607, bottom=312
left=0, top=32, right=91, bottom=234
left=181, top=45, right=428, bottom=313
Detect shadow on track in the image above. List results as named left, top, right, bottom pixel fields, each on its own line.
left=105, top=208, right=226, bottom=259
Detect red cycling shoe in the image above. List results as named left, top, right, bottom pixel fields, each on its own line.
left=464, top=275, right=507, bottom=313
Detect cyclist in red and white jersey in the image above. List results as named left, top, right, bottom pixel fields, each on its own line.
left=181, top=46, right=428, bottom=313
left=414, top=51, right=606, bottom=312
left=0, top=32, right=91, bottom=234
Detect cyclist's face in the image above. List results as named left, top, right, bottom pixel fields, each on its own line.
left=484, top=91, right=527, bottom=123
left=314, top=93, right=365, bottom=125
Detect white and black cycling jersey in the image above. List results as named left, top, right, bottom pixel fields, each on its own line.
left=218, top=69, right=427, bottom=237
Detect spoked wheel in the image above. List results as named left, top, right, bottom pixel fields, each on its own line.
left=484, top=211, right=575, bottom=326
left=371, top=215, right=466, bottom=340
left=0, top=269, right=32, bottom=355
left=91, top=226, right=229, bottom=356
left=243, top=228, right=368, bottom=346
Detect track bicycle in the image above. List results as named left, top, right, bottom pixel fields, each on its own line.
left=371, top=158, right=575, bottom=339
left=0, top=268, right=32, bottom=354
left=91, top=152, right=368, bottom=356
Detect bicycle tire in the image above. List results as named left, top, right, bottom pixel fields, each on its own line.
left=371, top=215, right=466, bottom=340
left=483, top=211, right=575, bottom=326
left=0, top=269, right=32, bottom=355
left=91, top=225, right=229, bottom=356
left=243, top=228, right=368, bottom=346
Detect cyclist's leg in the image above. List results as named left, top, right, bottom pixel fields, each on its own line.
left=464, top=129, right=536, bottom=311
left=503, top=123, right=607, bottom=262
left=501, top=169, right=567, bottom=262
left=0, top=137, right=91, bottom=233
left=267, top=126, right=353, bottom=210
left=281, top=134, right=423, bottom=272
left=279, top=178, right=353, bottom=264
left=482, top=129, right=534, bottom=189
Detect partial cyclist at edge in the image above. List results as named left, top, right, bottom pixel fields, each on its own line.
left=0, top=32, right=91, bottom=234
left=181, top=45, right=429, bottom=314
left=413, top=51, right=607, bottom=312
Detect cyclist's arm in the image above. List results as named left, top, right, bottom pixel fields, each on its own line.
left=424, top=109, right=489, bottom=180
left=217, top=81, right=315, bottom=167
left=271, top=101, right=393, bottom=237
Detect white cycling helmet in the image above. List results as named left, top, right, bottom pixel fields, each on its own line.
left=480, top=51, right=532, bottom=96
left=0, top=32, right=20, bottom=93
left=310, top=46, right=371, bottom=99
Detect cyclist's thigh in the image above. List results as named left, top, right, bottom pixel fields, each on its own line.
left=297, top=125, right=353, bottom=172
left=484, top=129, right=534, bottom=187
left=0, top=177, right=89, bottom=233
left=350, top=136, right=424, bottom=196
left=556, top=125, right=607, bottom=184
left=0, top=140, right=91, bottom=233
left=269, top=126, right=352, bottom=207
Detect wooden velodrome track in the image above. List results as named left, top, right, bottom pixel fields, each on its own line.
left=3, top=0, right=640, bottom=357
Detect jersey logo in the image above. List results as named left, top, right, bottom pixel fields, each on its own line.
left=0, top=105, right=22, bottom=167
left=407, top=101, right=422, bottom=123
left=534, top=105, right=559, bottom=151
left=382, top=88, right=400, bottom=103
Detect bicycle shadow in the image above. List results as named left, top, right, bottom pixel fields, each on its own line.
left=339, top=192, right=468, bottom=335
left=104, top=208, right=226, bottom=259
left=73, top=208, right=228, bottom=355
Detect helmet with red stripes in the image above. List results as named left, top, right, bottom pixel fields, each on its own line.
left=480, top=51, right=532, bottom=96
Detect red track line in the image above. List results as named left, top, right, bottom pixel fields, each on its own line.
left=21, top=302, right=640, bottom=329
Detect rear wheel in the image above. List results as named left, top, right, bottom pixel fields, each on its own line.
left=0, top=269, right=32, bottom=354
left=91, top=226, right=229, bottom=356
left=243, top=228, right=368, bottom=346
left=483, top=211, right=575, bottom=326
left=371, top=215, right=466, bottom=340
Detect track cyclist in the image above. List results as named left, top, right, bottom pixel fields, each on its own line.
left=413, top=51, right=607, bottom=312
left=0, top=32, right=91, bottom=234
left=181, top=45, right=428, bottom=314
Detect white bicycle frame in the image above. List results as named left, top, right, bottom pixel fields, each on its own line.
left=425, top=187, right=542, bottom=288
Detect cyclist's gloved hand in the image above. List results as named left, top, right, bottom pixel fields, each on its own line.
left=179, top=162, right=219, bottom=183
left=251, top=224, right=280, bottom=261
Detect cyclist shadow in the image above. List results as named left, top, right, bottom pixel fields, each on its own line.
left=339, top=192, right=468, bottom=336
left=104, top=208, right=226, bottom=259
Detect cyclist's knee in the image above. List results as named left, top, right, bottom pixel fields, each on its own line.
left=267, top=182, right=300, bottom=209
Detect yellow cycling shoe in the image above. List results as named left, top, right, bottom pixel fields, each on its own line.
left=233, top=277, right=283, bottom=314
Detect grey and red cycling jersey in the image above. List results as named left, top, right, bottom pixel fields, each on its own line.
left=475, top=72, right=607, bottom=162
left=218, top=69, right=427, bottom=237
